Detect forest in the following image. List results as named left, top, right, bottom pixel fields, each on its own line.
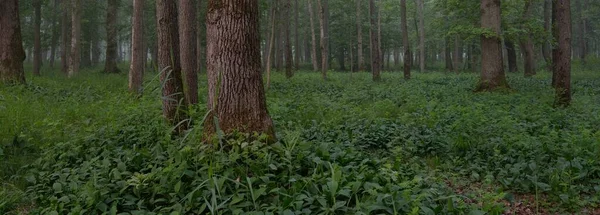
left=1, top=0, right=599, bottom=214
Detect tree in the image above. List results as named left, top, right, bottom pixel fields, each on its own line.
left=308, top=0, right=319, bottom=71
left=553, top=0, right=571, bottom=107
left=284, top=0, right=293, bottom=78
left=68, top=0, right=82, bottom=77
left=356, top=0, right=364, bottom=71
left=520, top=0, right=535, bottom=77
left=294, top=0, right=300, bottom=70
left=33, top=0, right=42, bottom=76
left=204, top=0, right=275, bottom=140
left=178, top=0, right=198, bottom=104
left=542, top=0, right=552, bottom=68
left=505, top=40, right=518, bottom=73
left=317, top=0, right=329, bottom=80
left=266, top=0, right=277, bottom=89
left=129, top=0, right=144, bottom=94
left=0, top=0, right=26, bottom=84
left=156, top=0, right=187, bottom=133
left=417, top=0, right=425, bottom=72
left=104, top=0, right=121, bottom=74
left=61, top=0, right=70, bottom=75
left=369, top=0, right=381, bottom=81
left=401, top=0, right=410, bottom=80
left=49, top=0, right=60, bottom=69
left=575, top=0, right=587, bottom=64
left=475, top=0, right=509, bottom=91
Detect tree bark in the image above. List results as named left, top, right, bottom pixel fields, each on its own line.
left=33, top=0, right=42, bottom=76
left=308, top=0, right=319, bottom=71
left=265, top=0, right=277, bottom=89
left=542, top=0, right=552, bottom=68
left=294, top=0, right=300, bottom=70
left=401, top=0, right=411, bottom=79
left=68, top=0, right=82, bottom=77
left=156, top=0, right=187, bottom=133
left=417, top=0, right=425, bottom=72
left=552, top=0, right=571, bottom=107
left=317, top=0, right=329, bottom=80
left=284, top=0, right=293, bottom=78
left=453, top=35, right=461, bottom=74
left=129, top=0, right=144, bottom=94
left=60, top=0, right=70, bottom=75
left=575, top=0, right=586, bottom=64
left=505, top=39, right=518, bottom=73
left=475, top=0, right=509, bottom=91
left=179, top=0, right=198, bottom=104
left=0, top=0, right=26, bottom=84
left=356, top=0, right=364, bottom=71
left=205, top=0, right=275, bottom=141
left=104, top=0, right=121, bottom=74
left=520, top=0, right=536, bottom=77
left=49, top=0, right=60, bottom=68
left=369, top=0, right=381, bottom=81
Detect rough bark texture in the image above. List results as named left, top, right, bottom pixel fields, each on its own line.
left=0, top=0, right=26, bottom=84
left=179, top=0, right=198, bottom=104
left=317, top=0, right=329, bottom=80
left=156, top=0, right=187, bottom=133
left=104, top=0, right=121, bottom=74
left=356, top=0, right=364, bottom=71
left=68, top=0, right=82, bottom=77
left=553, top=0, right=571, bottom=107
left=33, top=0, right=42, bottom=76
left=505, top=39, right=518, bottom=73
left=129, top=0, right=144, bottom=94
left=520, top=0, right=536, bottom=77
left=205, top=0, right=275, bottom=140
left=60, top=0, right=70, bottom=74
left=308, top=0, right=319, bottom=71
left=369, top=0, right=381, bottom=81
left=475, top=0, right=509, bottom=91
left=417, top=0, right=425, bottom=72
left=284, top=0, right=293, bottom=78
left=542, top=0, right=552, bottom=68
left=401, top=0, right=411, bottom=79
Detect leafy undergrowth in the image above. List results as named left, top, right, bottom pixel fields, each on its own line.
left=1, top=66, right=599, bottom=214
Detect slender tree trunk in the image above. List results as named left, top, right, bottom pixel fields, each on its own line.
left=542, top=0, right=552, bottom=68
left=350, top=43, right=354, bottom=72
left=129, top=0, right=144, bottom=94
left=377, top=3, right=382, bottom=71
left=156, top=0, right=187, bottom=133
left=104, top=0, right=121, bottom=73
left=444, top=37, right=453, bottom=72
left=575, top=0, right=586, bottom=64
left=284, top=0, right=293, bottom=78
left=308, top=0, right=319, bottom=71
left=61, top=0, right=70, bottom=74
left=266, top=0, right=277, bottom=89
left=33, top=0, right=42, bottom=76
left=179, top=0, right=198, bottom=104
left=196, top=0, right=203, bottom=73
left=553, top=0, right=571, bottom=107
left=263, top=0, right=274, bottom=69
left=453, top=35, right=461, bottom=74
left=68, top=0, right=82, bottom=77
left=338, top=46, right=346, bottom=71
left=505, top=40, right=518, bottom=73
left=356, top=0, right=364, bottom=71
left=317, top=0, right=329, bottom=80
left=204, top=0, right=275, bottom=140
left=0, top=0, right=26, bottom=84
left=475, top=0, right=509, bottom=91
left=520, top=0, right=536, bottom=77
left=294, top=0, right=300, bottom=70
left=48, top=0, right=60, bottom=69
left=401, top=0, right=411, bottom=79
left=417, top=0, right=425, bottom=72
left=369, top=0, right=381, bottom=81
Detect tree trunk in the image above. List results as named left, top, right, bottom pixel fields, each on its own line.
left=369, top=0, right=381, bottom=81
left=575, top=0, right=586, bottom=64
left=129, top=0, right=144, bottom=94
left=204, top=0, right=275, bottom=140
left=308, top=0, right=319, bottom=71
left=317, top=0, right=329, bottom=80
left=284, top=0, right=293, bottom=78
left=520, top=0, right=536, bottom=77
left=401, top=0, right=411, bottom=79
left=338, top=46, right=346, bottom=71
left=104, top=0, right=121, bottom=73
left=33, top=0, right=42, bottom=76
left=475, top=0, right=509, bottom=91
left=196, top=0, right=203, bottom=73
left=453, top=35, right=461, bottom=74
left=263, top=0, right=274, bottom=69
left=417, top=0, right=425, bottom=72
left=542, top=0, right=552, bottom=68
left=61, top=0, right=70, bottom=75
left=444, top=37, right=453, bottom=72
left=49, top=0, right=60, bottom=69
left=0, top=0, right=26, bottom=84
left=294, top=0, right=300, bottom=70
left=266, top=0, right=277, bottom=89
left=156, top=0, right=187, bottom=133
left=356, top=0, right=364, bottom=71
left=178, top=0, right=198, bottom=104
left=553, top=0, right=571, bottom=107
left=505, top=39, right=518, bottom=73
left=68, top=0, right=82, bottom=77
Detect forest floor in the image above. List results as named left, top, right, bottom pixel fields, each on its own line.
left=1, top=64, right=599, bottom=214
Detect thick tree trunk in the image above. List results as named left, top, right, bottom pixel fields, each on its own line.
left=156, top=0, right=187, bottom=133
left=317, top=0, right=329, bottom=80
left=49, top=0, right=60, bottom=69
left=294, top=0, right=300, bottom=70
left=178, top=0, right=198, bottom=104
left=401, top=0, right=411, bottom=79
left=417, top=0, right=425, bottom=72
left=0, top=0, right=26, bottom=84
left=356, top=0, right=364, bottom=71
left=505, top=40, right=518, bottom=73
left=369, top=0, right=381, bottom=81
left=475, top=0, right=509, bottom=91
left=104, top=0, right=121, bottom=74
left=308, top=0, right=319, bottom=71
left=33, top=0, right=42, bottom=76
left=284, top=0, right=293, bottom=78
left=542, top=0, right=552, bottom=68
left=68, top=0, right=82, bottom=77
left=61, top=0, right=70, bottom=74
left=129, top=0, right=144, bottom=94
left=553, top=0, right=571, bottom=107
left=205, top=0, right=275, bottom=140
